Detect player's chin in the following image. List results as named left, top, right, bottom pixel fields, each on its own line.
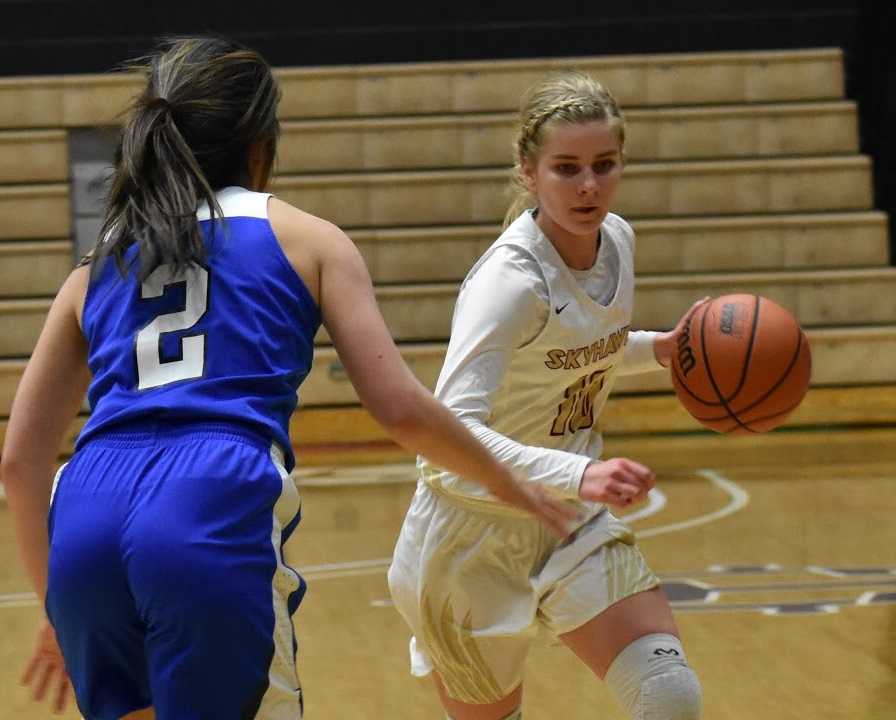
left=569, top=208, right=604, bottom=227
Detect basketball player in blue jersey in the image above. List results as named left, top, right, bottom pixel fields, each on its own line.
left=0, top=37, right=575, bottom=720
left=388, top=73, right=706, bottom=719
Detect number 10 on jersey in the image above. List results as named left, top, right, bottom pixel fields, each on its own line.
left=550, top=369, right=608, bottom=436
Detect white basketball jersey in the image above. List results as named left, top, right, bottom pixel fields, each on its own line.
left=421, top=210, right=636, bottom=506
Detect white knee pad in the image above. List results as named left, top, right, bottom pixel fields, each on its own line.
left=604, top=634, right=702, bottom=720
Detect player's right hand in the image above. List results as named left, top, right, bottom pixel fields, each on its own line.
left=653, top=296, right=711, bottom=367
left=578, top=457, right=655, bottom=509
left=489, top=473, right=581, bottom=539
left=21, top=619, right=72, bottom=715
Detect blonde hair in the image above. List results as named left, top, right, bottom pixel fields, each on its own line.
left=503, top=71, right=625, bottom=228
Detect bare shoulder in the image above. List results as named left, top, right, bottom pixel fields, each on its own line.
left=60, top=263, right=91, bottom=328
left=268, top=196, right=353, bottom=256
left=267, top=197, right=358, bottom=301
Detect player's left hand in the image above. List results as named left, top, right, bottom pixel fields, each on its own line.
left=653, top=296, right=711, bottom=367
left=489, top=471, right=581, bottom=540
left=21, top=619, right=72, bottom=715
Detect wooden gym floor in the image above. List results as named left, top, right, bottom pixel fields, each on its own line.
left=1, top=433, right=894, bottom=719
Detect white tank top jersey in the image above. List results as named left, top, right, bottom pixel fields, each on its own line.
left=419, top=209, right=662, bottom=516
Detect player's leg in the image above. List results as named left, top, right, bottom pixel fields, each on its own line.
left=434, top=673, right=522, bottom=720
left=559, top=586, right=679, bottom=676
left=130, top=434, right=304, bottom=719
left=537, top=512, right=700, bottom=719
left=559, top=587, right=701, bottom=719
left=389, top=486, right=542, bottom=720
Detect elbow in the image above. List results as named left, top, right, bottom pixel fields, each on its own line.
left=0, top=455, right=24, bottom=491
left=374, top=386, right=431, bottom=448
left=0, top=450, right=44, bottom=492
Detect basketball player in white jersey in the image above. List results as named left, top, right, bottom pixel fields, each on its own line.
left=388, top=73, right=704, bottom=719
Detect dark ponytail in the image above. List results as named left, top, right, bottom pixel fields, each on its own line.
left=94, top=36, right=281, bottom=282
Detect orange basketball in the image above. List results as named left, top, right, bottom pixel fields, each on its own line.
left=670, top=294, right=812, bottom=434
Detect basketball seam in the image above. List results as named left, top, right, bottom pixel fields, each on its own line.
left=671, top=362, right=722, bottom=406
left=731, top=328, right=807, bottom=418
left=700, top=297, right=754, bottom=432
left=723, top=397, right=806, bottom=433
left=725, top=294, right=761, bottom=404
left=698, top=390, right=806, bottom=425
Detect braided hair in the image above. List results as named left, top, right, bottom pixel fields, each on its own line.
left=504, top=72, right=625, bottom=228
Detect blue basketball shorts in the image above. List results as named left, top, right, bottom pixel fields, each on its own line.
left=45, top=423, right=305, bottom=720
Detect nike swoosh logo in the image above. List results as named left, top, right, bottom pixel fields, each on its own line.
left=555, top=302, right=570, bottom=314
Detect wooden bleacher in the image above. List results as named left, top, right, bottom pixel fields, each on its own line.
left=0, top=47, right=893, bottom=467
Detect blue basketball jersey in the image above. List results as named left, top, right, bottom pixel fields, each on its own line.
left=78, top=187, right=319, bottom=470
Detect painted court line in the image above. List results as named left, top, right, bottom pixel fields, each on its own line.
left=637, top=469, right=749, bottom=539
left=621, top=487, right=667, bottom=524
left=0, top=592, right=38, bottom=609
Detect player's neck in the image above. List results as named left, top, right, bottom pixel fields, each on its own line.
left=534, top=210, right=600, bottom=270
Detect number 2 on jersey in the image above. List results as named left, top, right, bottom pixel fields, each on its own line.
left=135, top=265, right=209, bottom=390
left=550, top=369, right=607, bottom=435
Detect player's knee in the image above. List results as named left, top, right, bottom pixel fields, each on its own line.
left=604, top=634, right=702, bottom=720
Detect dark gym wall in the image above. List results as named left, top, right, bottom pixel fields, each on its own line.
left=1, top=1, right=892, bottom=257
left=0, top=1, right=866, bottom=73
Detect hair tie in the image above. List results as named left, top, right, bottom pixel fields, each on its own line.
left=149, top=96, right=174, bottom=114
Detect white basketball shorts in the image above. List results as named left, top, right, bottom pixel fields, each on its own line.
left=387, top=482, right=659, bottom=704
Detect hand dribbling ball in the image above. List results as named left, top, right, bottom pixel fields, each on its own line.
left=671, top=294, right=811, bottom=434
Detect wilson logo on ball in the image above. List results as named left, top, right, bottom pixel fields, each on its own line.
left=677, top=312, right=697, bottom=376
left=719, top=303, right=736, bottom=335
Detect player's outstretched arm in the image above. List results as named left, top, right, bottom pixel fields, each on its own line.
left=0, top=265, right=89, bottom=715
left=1, top=265, right=90, bottom=600
left=315, top=224, right=577, bottom=537
left=618, top=298, right=711, bottom=376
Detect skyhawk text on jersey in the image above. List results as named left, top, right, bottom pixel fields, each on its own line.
left=543, top=325, right=631, bottom=370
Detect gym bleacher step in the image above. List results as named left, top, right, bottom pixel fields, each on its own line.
left=0, top=130, right=67, bottom=184
left=275, top=48, right=845, bottom=118
left=278, top=101, right=858, bottom=173
left=0, top=184, right=70, bottom=239
left=4, top=268, right=896, bottom=356
left=353, top=211, right=889, bottom=283
left=309, top=267, right=896, bottom=344
left=2, top=325, right=894, bottom=416
left=0, top=210, right=884, bottom=299
left=0, top=240, right=72, bottom=296
left=0, top=48, right=845, bottom=129
left=299, top=325, right=896, bottom=407
left=271, top=156, right=872, bottom=228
